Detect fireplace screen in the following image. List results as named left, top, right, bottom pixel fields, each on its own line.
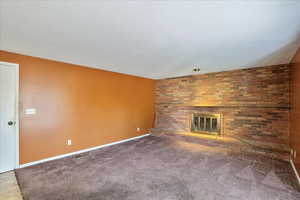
left=191, top=113, right=221, bottom=135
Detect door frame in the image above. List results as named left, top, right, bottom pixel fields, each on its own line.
left=0, top=61, right=19, bottom=169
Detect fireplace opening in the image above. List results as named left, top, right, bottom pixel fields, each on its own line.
left=191, top=113, right=221, bottom=135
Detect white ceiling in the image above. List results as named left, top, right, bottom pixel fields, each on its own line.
left=1, top=0, right=300, bottom=79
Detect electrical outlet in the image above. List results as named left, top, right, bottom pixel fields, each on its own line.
left=137, top=128, right=140, bottom=132
left=25, top=108, right=37, bottom=115
left=67, top=139, right=72, bottom=146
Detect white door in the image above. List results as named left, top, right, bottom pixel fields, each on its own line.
left=0, top=62, right=18, bottom=173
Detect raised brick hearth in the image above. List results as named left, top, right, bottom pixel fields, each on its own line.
left=154, top=64, right=290, bottom=160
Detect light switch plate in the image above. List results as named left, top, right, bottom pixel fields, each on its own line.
left=25, top=108, right=36, bottom=115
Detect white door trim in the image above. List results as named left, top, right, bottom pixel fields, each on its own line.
left=0, top=61, right=19, bottom=169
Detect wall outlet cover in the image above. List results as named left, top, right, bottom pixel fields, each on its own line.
left=67, top=139, right=72, bottom=146
left=25, top=108, right=36, bottom=115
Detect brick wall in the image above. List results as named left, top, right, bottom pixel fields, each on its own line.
left=155, top=65, right=290, bottom=160
left=290, top=48, right=300, bottom=173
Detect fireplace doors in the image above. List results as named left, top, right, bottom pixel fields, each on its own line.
left=191, top=113, right=221, bottom=135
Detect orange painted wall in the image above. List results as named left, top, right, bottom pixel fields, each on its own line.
left=0, top=50, right=155, bottom=164
left=290, top=47, right=300, bottom=174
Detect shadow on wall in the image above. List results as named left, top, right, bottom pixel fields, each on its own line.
left=246, top=33, right=300, bottom=68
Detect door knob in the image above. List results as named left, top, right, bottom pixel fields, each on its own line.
left=8, top=121, right=14, bottom=126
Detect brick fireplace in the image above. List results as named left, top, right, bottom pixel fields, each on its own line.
left=154, top=64, right=290, bottom=160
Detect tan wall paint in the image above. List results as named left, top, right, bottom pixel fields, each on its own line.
left=290, top=47, right=300, bottom=174
left=0, top=51, right=155, bottom=164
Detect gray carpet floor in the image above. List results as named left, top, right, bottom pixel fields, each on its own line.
left=16, top=135, right=300, bottom=200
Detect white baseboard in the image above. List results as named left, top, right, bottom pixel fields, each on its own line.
left=290, top=159, right=300, bottom=185
left=19, top=133, right=150, bottom=168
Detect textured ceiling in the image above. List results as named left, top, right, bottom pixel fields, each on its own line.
left=1, top=0, right=300, bottom=79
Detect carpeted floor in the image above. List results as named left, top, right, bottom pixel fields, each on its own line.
left=16, top=135, right=300, bottom=200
